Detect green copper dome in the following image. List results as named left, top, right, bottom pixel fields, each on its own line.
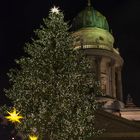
left=72, top=6, right=109, bottom=31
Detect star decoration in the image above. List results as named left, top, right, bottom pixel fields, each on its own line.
left=5, top=108, right=23, bottom=123
left=50, top=6, right=60, bottom=14
left=29, top=135, right=38, bottom=140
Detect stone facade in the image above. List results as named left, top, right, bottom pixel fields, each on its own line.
left=72, top=3, right=140, bottom=120
left=93, top=110, right=140, bottom=140
left=72, top=27, right=124, bottom=113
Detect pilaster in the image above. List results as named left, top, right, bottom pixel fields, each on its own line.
left=116, top=66, right=123, bottom=101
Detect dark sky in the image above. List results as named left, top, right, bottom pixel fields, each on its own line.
left=0, top=0, right=140, bottom=105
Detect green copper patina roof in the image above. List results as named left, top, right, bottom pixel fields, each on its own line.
left=72, top=6, right=109, bottom=31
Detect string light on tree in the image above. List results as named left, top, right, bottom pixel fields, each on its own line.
left=5, top=108, right=23, bottom=123
left=3, top=5, right=100, bottom=139
left=50, top=6, right=60, bottom=14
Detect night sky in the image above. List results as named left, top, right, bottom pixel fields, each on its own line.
left=0, top=0, right=140, bottom=106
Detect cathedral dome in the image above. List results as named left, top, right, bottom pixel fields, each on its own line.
left=72, top=4, right=115, bottom=51
left=72, top=6, right=109, bottom=31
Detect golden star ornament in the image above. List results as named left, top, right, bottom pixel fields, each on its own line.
left=29, top=135, right=38, bottom=140
left=5, top=108, right=23, bottom=123
left=50, top=6, right=60, bottom=14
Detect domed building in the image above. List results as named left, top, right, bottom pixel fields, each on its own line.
left=71, top=2, right=140, bottom=140
left=72, top=1, right=124, bottom=112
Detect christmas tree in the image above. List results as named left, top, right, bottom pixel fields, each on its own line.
left=1, top=7, right=101, bottom=140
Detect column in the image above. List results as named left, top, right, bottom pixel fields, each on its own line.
left=95, top=56, right=102, bottom=82
left=116, top=66, right=123, bottom=101
left=110, top=60, right=116, bottom=98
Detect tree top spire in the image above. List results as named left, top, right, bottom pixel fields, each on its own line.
left=88, top=0, right=91, bottom=6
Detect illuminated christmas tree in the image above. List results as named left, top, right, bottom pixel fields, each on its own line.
left=2, top=7, right=101, bottom=140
